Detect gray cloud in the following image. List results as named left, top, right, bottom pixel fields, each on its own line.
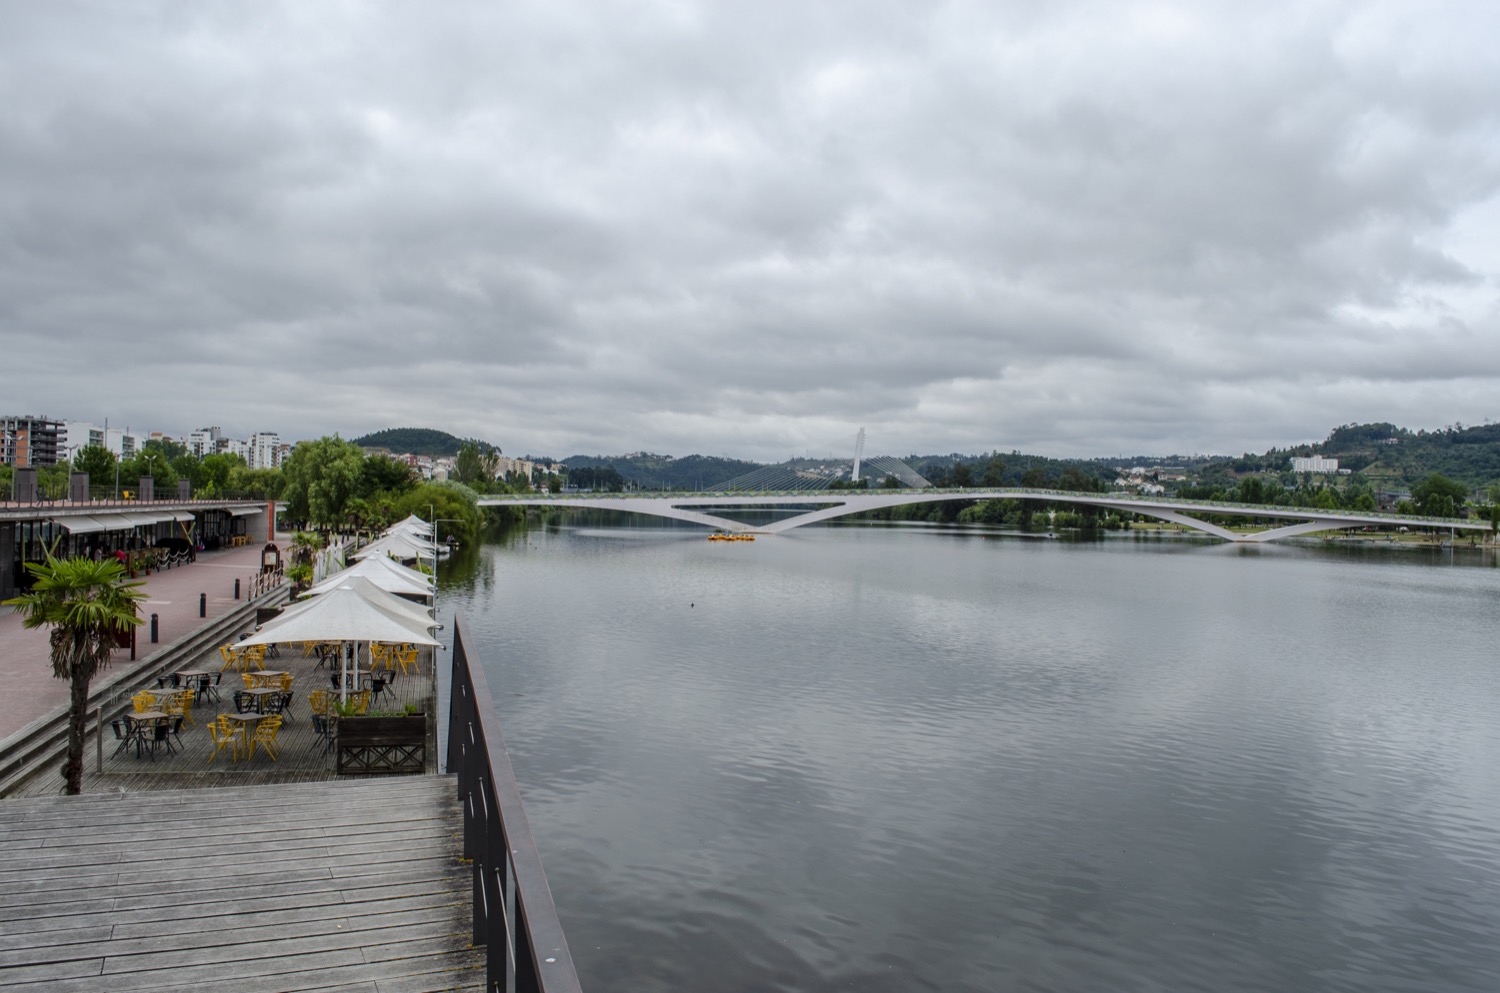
left=2, top=0, right=1498, bottom=461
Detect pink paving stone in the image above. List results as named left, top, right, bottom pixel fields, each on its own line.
left=0, top=539, right=283, bottom=741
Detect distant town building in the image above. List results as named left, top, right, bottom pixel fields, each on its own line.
left=246, top=432, right=284, bottom=469
left=0, top=415, right=62, bottom=467
left=186, top=426, right=222, bottom=458
left=60, top=420, right=105, bottom=460
left=496, top=455, right=536, bottom=482
left=1290, top=456, right=1339, bottom=473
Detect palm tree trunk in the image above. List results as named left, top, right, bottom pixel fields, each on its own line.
left=64, top=664, right=89, bottom=795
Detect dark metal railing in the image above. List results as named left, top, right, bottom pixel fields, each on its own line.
left=448, top=614, right=582, bottom=993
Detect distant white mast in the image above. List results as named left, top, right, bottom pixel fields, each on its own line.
left=852, top=428, right=866, bottom=483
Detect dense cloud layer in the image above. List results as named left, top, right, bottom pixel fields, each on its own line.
left=3, top=1, right=1497, bottom=460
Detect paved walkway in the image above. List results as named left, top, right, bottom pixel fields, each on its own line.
left=0, top=541, right=281, bottom=741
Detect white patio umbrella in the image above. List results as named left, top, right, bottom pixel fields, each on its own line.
left=353, top=532, right=436, bottom=562
left=238, top=584, right=439, bottom=701
left=301, top=555, right=433, bottom=600
left=289, top=575, right=436, bottom=630
left=392, top=514, right=432, bottom=531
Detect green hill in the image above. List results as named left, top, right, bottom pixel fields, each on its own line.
left=353, top=427, right=496, bottom=457
left=1319, top=422, right=1500, bottom=486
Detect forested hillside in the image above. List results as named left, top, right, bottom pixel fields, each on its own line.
left=353, top=427, right=496, bottom=457
left=563, top=453, right=762, bottom=490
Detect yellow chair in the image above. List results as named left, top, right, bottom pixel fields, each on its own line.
left=162, top=689, right=196, bottom=727
left=249, top=715, right=283, bottom=761
left=208, top=716, right=242, bottom=764
left=131, top=691, right=156, bottom=714
left=396, top=647, right=419, bottom=676
left=308, top=689, right=331, bottom=716
left=176, top=689, right=197, bottom=726
left=218, top=645, right=239, bottom=671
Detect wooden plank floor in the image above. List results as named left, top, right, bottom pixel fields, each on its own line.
left=0, top=775, right=484, bottom=992
left=10, top=642, right=438, bottom=798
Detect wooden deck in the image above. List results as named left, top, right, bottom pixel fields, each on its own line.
left=9, top=641, right=438, bottom=798
left=0, top=775, right=484, bottom=992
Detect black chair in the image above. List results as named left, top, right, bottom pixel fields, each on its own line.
left=279, top=692, right=295, bottom=724
left=155, top=673, right=181, bottom=690
left=261, top=693, right=286, bottom=718
left=311, top=713, right=335, bottom=753
left=168, top=715, right=185, bottom=748
left=210, top=672, right=224, bottom=701
left=139, top=720, right=172, bottom=760
left=233, top=690, right=256, bottom=714
left=370, top=674, right=390, bottom=706
left=109, top=719, right=137, bottom=757
left=193, top=673, right=214, bottom=703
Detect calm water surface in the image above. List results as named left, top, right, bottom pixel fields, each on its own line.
left=437, top=526, right=1500, bottom=992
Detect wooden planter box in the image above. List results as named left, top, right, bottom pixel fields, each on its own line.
left=336, top=714, right=427, bottom=775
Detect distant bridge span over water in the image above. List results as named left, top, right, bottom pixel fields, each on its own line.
left=478, top=490, right=1484, bottom=543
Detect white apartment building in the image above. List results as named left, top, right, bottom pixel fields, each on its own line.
left=61, top=420, right=104, bottom=460
left=246, top=432, right=283, bottom=469
left=186, top=426, right=222, bottom=457
left=1289, top=456, right=1339, bottom=473
left=58, top=421, right=136, bottom=460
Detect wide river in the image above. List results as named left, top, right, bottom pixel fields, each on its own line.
left=436, top=523, right=1500, bottom=992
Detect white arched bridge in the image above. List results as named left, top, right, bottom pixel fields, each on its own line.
left=478, top=489, right=1485, bottom=544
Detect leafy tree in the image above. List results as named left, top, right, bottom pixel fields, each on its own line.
left=281, top=436, right=365, bottom=526
left=120, top=450, right=178, bottom=491
left=193, top=452, right=245, bottom=497
left=5, top=552, right=147, bottom=794
left=358, top=454, right=416, bottom=498
left=1411, top=473, right=1468, bottom=517
left=568, top=466, right=626, bottom=492
left=452, top=441, right=499, bottom=491
left=38, top=464, right=70, bottom=499
left=73, top=445, right=117, bottom=486
left=980, top=455, right=1007, bottom=488
left=394, top=481, right=482, bottom=544
left=225, top=465, right=284, bottom=500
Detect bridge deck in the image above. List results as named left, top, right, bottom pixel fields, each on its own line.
left=0, top=775, right=483, bottom=992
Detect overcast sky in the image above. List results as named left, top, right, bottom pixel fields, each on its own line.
left=4, top=1, right=1498, bottom=462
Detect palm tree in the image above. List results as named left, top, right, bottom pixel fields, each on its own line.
left=4, top=552, right=146, bottom=794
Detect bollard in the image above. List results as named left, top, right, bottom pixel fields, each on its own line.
left=200, top=592, right=207, bottom=617
left=150, top=612, right=159, bottom=643
left=234, top=577, right=241, bottom=600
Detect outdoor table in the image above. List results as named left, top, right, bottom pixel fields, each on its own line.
left=125, top=712, right=170, bottom=759
left=175, top=669, right=212, bottom=701
left=246, top=671, right=288, bottom=688
left=224, top=712, right=265, bottom=758
left=240, top=687, right=283, bottom=714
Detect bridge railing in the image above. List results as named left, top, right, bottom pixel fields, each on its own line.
left=447, top=614, right=583, bottom=993
left=479, top=488, right=1480, bottom=528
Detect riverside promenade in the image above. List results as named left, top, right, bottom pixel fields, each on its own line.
left=0, top=539, right=277, bottom=742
